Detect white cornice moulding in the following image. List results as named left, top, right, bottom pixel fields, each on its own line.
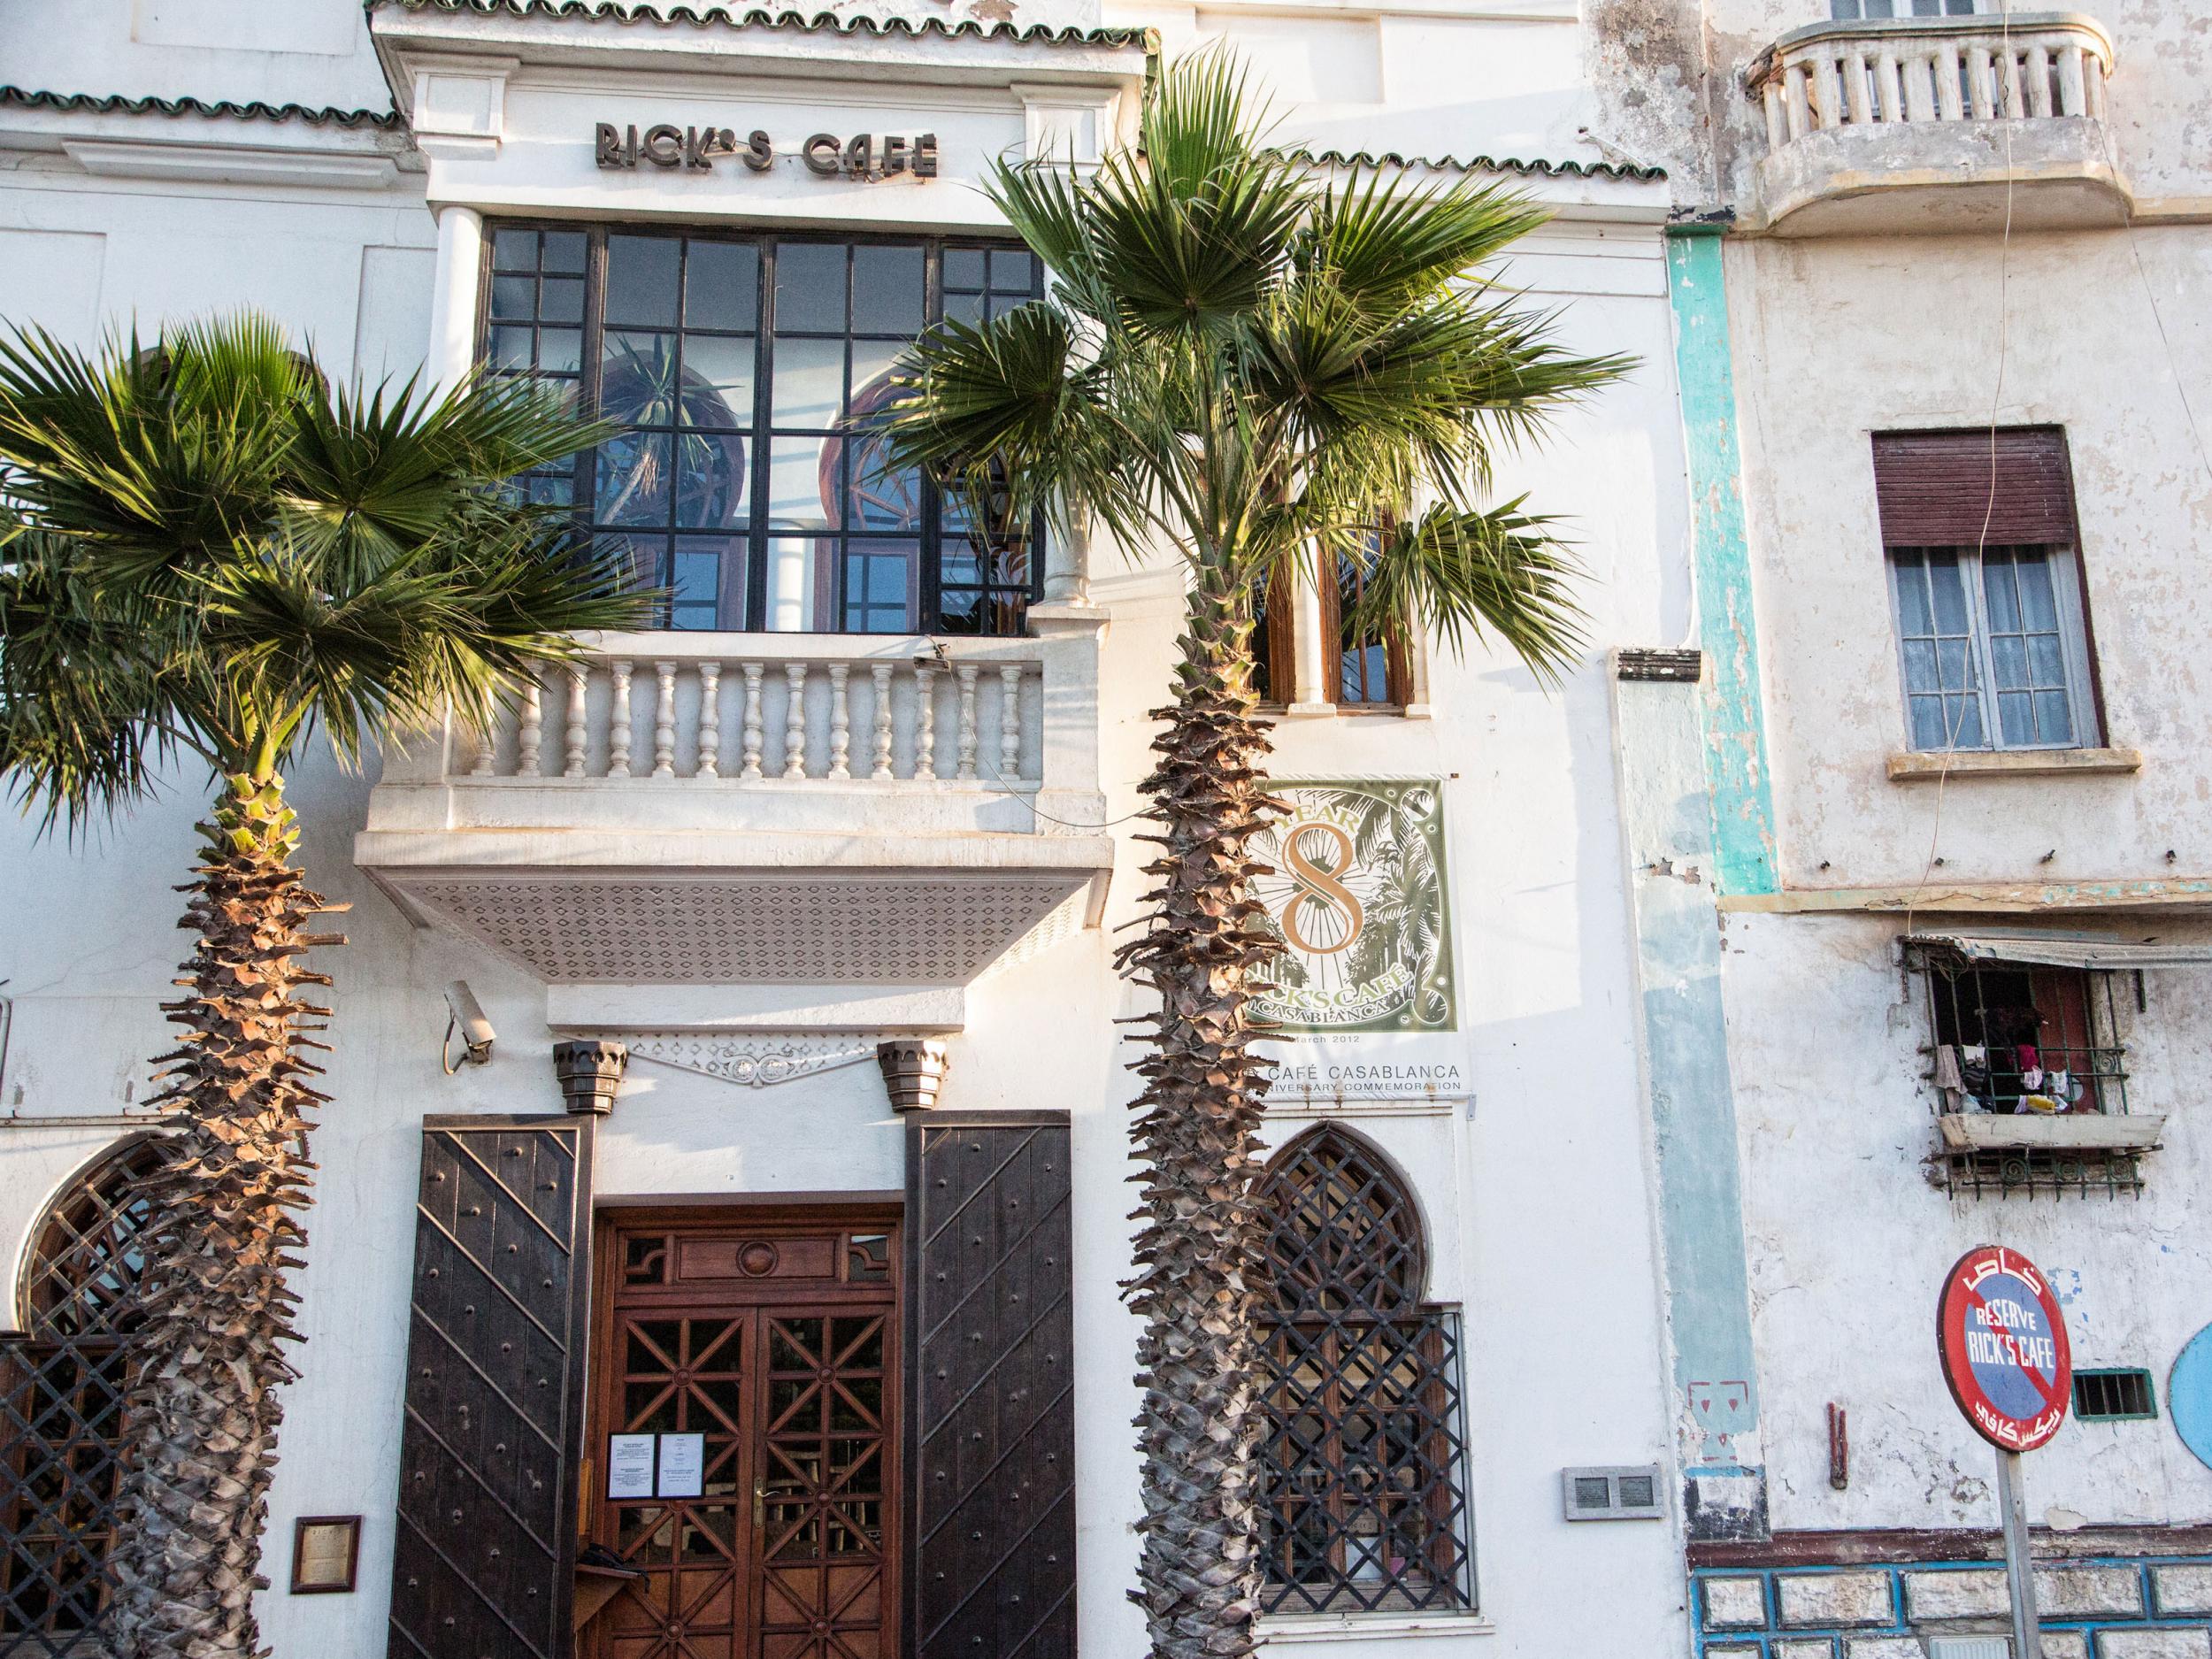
left=61, top=138, right=400, bottom=189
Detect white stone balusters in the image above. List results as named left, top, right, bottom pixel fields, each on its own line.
left=1875, top=50, right=1904, bottom=121
left=607, top=659, right=634, bottom=780
left=1901, top=48, right=1936, bottom=123
left=955, top=664, right=980, bottom=780
left=1761, top=18, right=2115, bottom=156
left=827, top=664, right=852, bottom=780
left=469, top=712, right=499, bottom=777
left=1932, top=41, right=1963, bottom=121
left=1846, top=48, right=1874, bottom=124
left=696, top=662, right=721, bottom=780
left=783, top=663, right=809, bottom=779
left=740, top=663, right=764, bottom=781
left=871, top=664, right=895, bottom=780
left=913, top=663, right=938, bottom=781
left=1812, top=50, right=1844, bottom=131
left=564, top=666, right=589, bottom=778
left=2057, top=42, right=2087, bottom=117
left=652, top=661, right=678, bottom=779
left=517, top=678, right=543, bottom=776
left=999, top=666, right=1023, bottom=783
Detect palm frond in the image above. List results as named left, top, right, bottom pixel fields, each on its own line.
left=1295, top=168, right=1552, bottom=310
left=1349, top=500, right=1589, bottom=685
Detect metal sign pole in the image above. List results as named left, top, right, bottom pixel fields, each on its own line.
left=1995, top=1448, right=2042, bottom=1657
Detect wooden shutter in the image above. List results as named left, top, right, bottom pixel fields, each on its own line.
left=1872, top=426, right=2078, bottom=547
left=388, top=1117, right=593, bottom=1659
left=905, top=1110, right=1077, bottom=1659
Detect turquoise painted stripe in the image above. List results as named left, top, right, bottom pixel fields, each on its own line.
left=1666, top=225, right=1778, bottom=897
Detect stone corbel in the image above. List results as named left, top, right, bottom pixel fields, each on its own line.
left=553, top=1039, right=628, bottom=1116
left=1012, top=83, right=1119, bottom=174
left=406, top=54, right=518, bottom=162
left=876, top=1039, right=949, bottom=1112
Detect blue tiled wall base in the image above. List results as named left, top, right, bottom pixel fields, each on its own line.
left=1693, top=1557, right=2212, bottom=1657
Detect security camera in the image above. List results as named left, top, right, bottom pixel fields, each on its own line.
left=442, top=980, right=495, bottom=1071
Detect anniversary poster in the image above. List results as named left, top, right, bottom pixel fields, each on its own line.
left=1248, top=779, right=1465, bottom=1105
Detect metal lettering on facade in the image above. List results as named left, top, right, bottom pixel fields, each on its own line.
left=593, top=122, right=938, bottom=179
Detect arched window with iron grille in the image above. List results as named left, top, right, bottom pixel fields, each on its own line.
left=0, top=1136, right=161, bottom=1647
left=1255, top=1124, right=1474, bottom=1616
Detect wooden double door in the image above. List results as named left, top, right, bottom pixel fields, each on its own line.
left=587, top=1213, right=899, bottom=1659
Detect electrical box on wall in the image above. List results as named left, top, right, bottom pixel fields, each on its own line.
left=1561, top=1465, right=1666, bottom=1521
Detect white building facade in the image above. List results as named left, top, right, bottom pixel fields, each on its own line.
left=10, top=1, right=2208, bottom=1656
left=0, top=3, right=1706, bottom=1657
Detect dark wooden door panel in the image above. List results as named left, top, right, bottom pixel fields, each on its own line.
left=388, top=1118, right=592, bottom=1659
left=906, top=1112, right=1077, bottom=1659
left=589, top=1213, right=900, bottom=1659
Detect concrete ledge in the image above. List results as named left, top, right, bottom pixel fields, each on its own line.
left=1752, top=117, right=2131, bottom=237
left=1887, top=746, right=2142, bottom=781
left=1938, top=1112, right=2165, bottom=1152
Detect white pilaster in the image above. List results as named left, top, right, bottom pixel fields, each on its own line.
left=425, top=204, right=484, bottom=394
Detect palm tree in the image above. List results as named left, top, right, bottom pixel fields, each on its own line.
left=0, top=315, right=645, bottom=1655
left=875, top=55, right=1628, bottom=1659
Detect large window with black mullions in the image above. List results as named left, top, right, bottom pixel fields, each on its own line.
left=482, top=225, right=1045, bottom=635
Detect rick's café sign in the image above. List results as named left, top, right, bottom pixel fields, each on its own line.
left=1250, top=780, right=1465, bottom=1106
left=595, top=122, right=939, bottom=180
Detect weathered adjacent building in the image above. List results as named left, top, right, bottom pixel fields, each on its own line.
left=1587, top=0, right=2212, bottom=1653
left=2, top=0, right=2208, bottom=1655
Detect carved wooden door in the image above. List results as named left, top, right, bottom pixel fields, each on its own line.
left=588, top=1216, right=898, bottom=1659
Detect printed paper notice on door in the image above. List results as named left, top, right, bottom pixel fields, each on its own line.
left=607, top=1433, right=656, bottom=1500
left=656, top=1432, right=706, bottom=1499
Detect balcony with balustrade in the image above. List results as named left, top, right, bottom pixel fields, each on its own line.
left=1744, top=12, right=2128, bottom=235
left=353, top=627, right=1111, bottom=1005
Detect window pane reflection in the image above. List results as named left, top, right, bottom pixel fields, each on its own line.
left=485, top=227, right=1043, bottom=632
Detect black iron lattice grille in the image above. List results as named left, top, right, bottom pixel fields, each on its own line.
left=1254, top=1126, right=1472, bottom=1616
left=1256, top=1311, right=1473, bottom=1615
left=1258, top=1128, right=1426, bottom=1319
left=0, top=1137, right=161, bottom=1654
left=0, top=1340, right=129, bottom=1653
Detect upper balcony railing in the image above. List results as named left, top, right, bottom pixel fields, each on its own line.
left=466, top=635, right=1043, bottom=793
left=1744, top=12, right=2127, bottom=235
left=1753, top=12, right=2112, bottom=147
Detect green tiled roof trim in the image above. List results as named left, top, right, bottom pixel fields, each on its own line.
left=0, top=85, right=402, bottom=128
left=368, top=0, right=1154, bottom=49
left=1287, top=144, right=1667, bottom=183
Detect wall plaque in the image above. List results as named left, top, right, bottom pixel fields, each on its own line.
left=1251, top=779, right=1466, bottom=1106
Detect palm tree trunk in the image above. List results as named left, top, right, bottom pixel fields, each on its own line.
left=1119, top=563, right=1282, bottom=1659
left=111, top=770, right=338, bottom=1657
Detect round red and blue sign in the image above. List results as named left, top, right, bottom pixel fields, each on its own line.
left=1938, top=1245, right=2072, bottom=1452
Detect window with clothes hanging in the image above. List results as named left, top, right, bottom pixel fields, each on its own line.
left=0, top=1137, right=163, bottom=1647
left=481, top=225, right=1044, bottom=636
left=1875, top=428, right=2101, bottom=753
left=1924, top=957, right=2126, bottom=1118
left=1254, top=1125, right=1473, bottom=1617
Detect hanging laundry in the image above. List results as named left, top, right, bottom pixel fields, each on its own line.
left=1932, top=1044, right=1967, bottom=1112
